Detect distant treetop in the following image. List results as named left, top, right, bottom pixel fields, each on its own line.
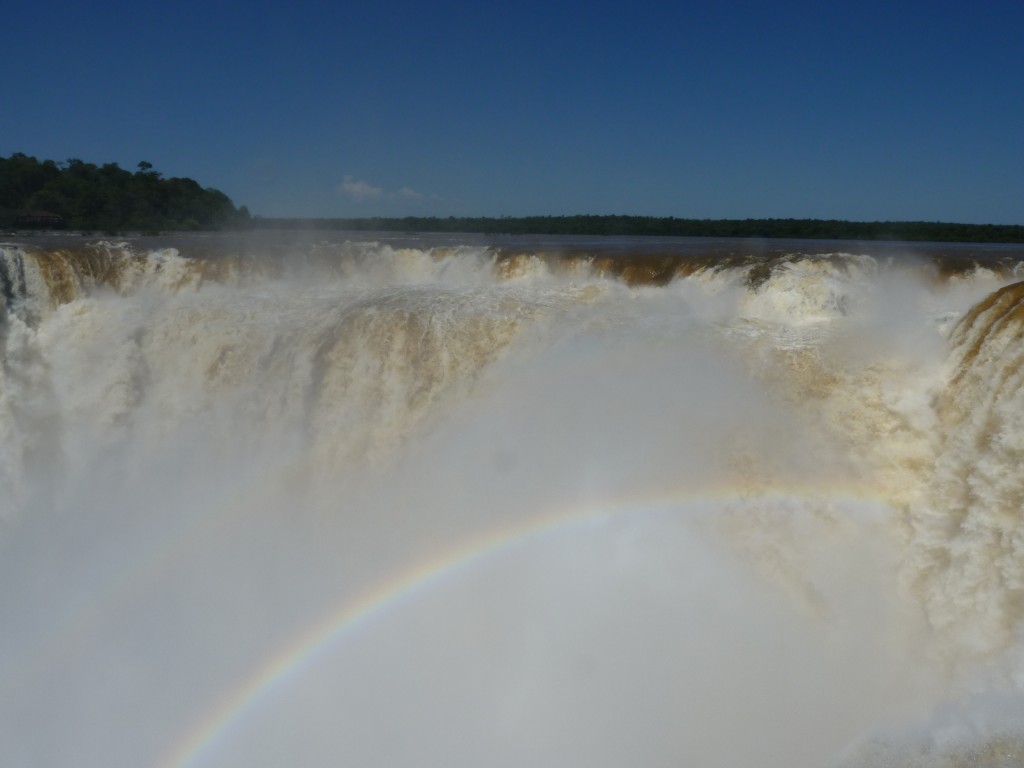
left=253, top=214, right=1024, bottom=243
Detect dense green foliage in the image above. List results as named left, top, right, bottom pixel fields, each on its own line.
left=257, top=214, right=1024, bottom=243
left=0, top=153, right=251, bottom=232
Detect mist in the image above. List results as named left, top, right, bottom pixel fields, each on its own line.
left=2, top=236, right=1023, bottom=767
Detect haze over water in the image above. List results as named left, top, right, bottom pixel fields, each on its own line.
left=3, top=232, right=1024, bottom=767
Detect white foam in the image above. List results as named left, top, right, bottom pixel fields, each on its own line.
left=1, top=238, right=1023, bottom=767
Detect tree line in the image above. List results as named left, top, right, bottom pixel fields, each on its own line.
left=0, top=153, right=251, bottom=232
left=255, top=214, right=1024, bottom=243
left=4, top=152, right=1020, bottom=242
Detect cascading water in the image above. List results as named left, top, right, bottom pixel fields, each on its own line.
left=2, top=232, right=1024, bottom=767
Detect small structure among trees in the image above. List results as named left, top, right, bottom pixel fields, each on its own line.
left=14, top=210, right=65, bottom=228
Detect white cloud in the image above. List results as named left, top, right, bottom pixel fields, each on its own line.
left=337, top=177, right=436, bottom=210
left=339, top=176, right=383, bottom=202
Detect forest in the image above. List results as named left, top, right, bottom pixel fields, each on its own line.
left=256, top=214, right=1024, bottom=243
left=4, top=153, right=1022, bottom=242
left=0, top=153, right=250, bottom=232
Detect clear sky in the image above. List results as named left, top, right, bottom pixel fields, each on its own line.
left=6, top=0, right=1023, bottom=223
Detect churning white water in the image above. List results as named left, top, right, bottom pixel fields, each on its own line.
left=2, top=233, right=1024, bottom=767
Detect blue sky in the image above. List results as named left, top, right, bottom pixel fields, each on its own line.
left=5, top=0, right=1023, bottom=223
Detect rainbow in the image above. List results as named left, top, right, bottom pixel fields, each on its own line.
left=156, top=483, right=892, bottom=768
